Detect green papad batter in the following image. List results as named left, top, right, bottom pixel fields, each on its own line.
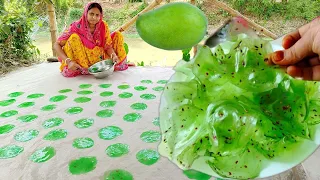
left=158, top=34, right=320, bottom=179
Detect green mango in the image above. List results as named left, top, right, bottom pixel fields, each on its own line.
left=136, top=2, right=208, bottom=50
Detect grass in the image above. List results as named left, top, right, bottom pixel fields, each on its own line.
left=222, top=0, right=319, bottom=21
left=199, top=0, right=311, bottom=37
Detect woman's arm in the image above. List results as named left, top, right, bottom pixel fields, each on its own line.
left=54, top=41, right=68, bottom=62
left=102, top=21, right=119, bottom=63
left=106, top=47, right=116, bottom=58
left=53, top=41, right=81, bottom=70
left=106, top=47, right=119, bottom=63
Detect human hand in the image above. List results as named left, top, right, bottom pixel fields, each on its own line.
left=266, top=17, right=320, bottom=81
left=67, top=60, right=82, bottom=71
left=111, top=53, right=119, bottom=63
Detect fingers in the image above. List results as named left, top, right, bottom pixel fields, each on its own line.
left=69, top=67, right=78, bottom=71
left=269, top=34, right=313, bottom=65
left=287, top=65, right=320, bottom=81
left=68, top=62, right=81, bottom=71
left=309, top=56, right=320, bottom=66
left=295, top=17, right=319, bottom=37
left=68, top=65, right=76, bottom=71
left=282, top=30, right=301, bottom=49
left=75, top=63, right=82, bottom=69
left=266, top=18, right=320, bottom=81
left=300, top=17, right=320, bottom=34
left=113, top=56, right=119, bottom=63
left=296, top=60, right=309, bottom=68
left=287, top=66, right=312, bottom=80
left=282, top=21, right=311, bottom=46
left=283, top=35, right=313, bottom=64
left=281, top=18, right=319, bottom=49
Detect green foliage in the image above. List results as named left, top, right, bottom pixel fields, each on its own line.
left=182, top=47, right=192, bottom=62
left=224, top=0, right=320, bottom=21
left=67, top=0, right=83, bottom=8
left=0, top=0, right=4, bottom=14
left=124, top=43, right=129, bottom=54
left=101, top=2, right=153, bottom=31
left=32, top=0, right=82, bottom=18
left=0, top=0, right=39, bottom=69
left=104, top=8, right=128, bottom=30
left=284, top=0, right=320, bottom=21
left=129, top=3, right=147, bottom=17
left=68, top=8, right=83, bottom=23
left=54, top=3, right=83, bottom=33
left=0, top=0, right=84, bottom=74
left=52, top=0, right=70, bottom=15
left=137, top=61, right=145, bottom=66
left=227, top=0, right=281, bottom=19
left=103, top=3, right=147, bottom=30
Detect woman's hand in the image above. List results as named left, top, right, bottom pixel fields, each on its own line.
left=111, top=53, right=119, bottom=63
left=67, top=59, right=82, bottom=71
left=266, top=17, right=320, bottom=81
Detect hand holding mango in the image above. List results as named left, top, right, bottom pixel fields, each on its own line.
left=136, top=2, right=208, bottom=50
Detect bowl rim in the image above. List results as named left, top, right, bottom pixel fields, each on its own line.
left=88, top=60, right=115, bottom=75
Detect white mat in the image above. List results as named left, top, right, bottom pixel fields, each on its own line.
left=0, top=63, right=212, bottom=180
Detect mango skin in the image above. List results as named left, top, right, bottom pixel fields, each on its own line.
left=136, top=2, right=208, bottom=50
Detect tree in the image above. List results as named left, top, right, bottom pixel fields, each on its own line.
left=43, top=0, right=58, bottom=57
left=0, top=0, right=5, bottom=14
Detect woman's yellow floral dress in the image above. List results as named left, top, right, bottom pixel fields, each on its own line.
left=58, top=21, right=128, bottom=77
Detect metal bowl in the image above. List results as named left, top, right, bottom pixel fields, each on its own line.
left=88, top=59, right=115, bottom=79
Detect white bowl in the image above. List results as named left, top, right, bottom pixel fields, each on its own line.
left=88, top=59, right=115, bottom=79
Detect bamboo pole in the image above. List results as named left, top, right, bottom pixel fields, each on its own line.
left=47, top=2, right=58, bottom=56
left=212, top=0, right=277, bottom=39
left=115, top=0, right=163, bottom=32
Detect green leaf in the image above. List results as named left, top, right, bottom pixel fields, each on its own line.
left=124, top=42, right=129, bottom=54
left=2, top=25, right=11, bottom=35
left=182, top=47, right=192, bottom=62
left=43, top=0, right=53, bottom=4
left=137, top=61, right=145, bottom=66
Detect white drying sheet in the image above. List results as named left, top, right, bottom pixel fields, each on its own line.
left=0, top=63, right=201, bottom=180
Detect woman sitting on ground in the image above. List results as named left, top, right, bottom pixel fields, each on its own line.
left=54, top=2, right=133, bottom=77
